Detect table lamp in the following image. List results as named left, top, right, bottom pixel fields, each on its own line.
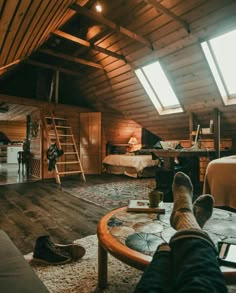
left=128, top=137, right=138, bottom=151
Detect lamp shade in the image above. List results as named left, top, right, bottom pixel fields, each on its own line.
left=128, top=137, right=138, bottom=145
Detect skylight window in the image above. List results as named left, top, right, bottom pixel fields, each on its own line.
left=135, top=61, right=183, bottom=115
left=201, top=29, right=236, bottom=106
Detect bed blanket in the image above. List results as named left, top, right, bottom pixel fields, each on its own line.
left=103, top=154, right=159, bottom=172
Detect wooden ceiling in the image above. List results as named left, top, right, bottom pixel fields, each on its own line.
left=1, top=0, right=236, bottom=139
left=0, top=103, right=38, bottom=121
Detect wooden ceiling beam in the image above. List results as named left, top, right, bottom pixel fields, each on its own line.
left=0, top=59, right=21, bottom=71
left=53, top=29, right=127, bottom=62
left=39, top=48, right=104, bottom=70
left=0, top=59, right=21, bottom=76
left=69, top=3, right=153, bottom=50
left=144, top=0, right=191, bottom=33
left=26, top=60, right=82, bottom=77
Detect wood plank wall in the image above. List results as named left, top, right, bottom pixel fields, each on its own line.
left=0, top=95, right=143, bottom=178
left=4, top=94, right=233, bottom=182
left=71, top=0, right=236, bottom=141
left=102, top=109, right=142, bottom=158
left=2, top=1, right=236, bottom=145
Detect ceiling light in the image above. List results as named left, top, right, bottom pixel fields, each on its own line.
left=95, top=2, right=102, bottom=12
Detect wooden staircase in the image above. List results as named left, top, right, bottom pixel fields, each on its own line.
left=43, top=112, right=86, bottom=184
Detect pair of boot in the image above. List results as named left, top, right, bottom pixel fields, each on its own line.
left=33, top=235, right=86, bottom=265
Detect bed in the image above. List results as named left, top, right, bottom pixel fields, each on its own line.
left=203, top=155, right=236, bottom=208
left=103, top=143, right=161, bottom=178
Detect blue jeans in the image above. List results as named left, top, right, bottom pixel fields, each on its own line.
left=134, top=229, right=227, bottom=293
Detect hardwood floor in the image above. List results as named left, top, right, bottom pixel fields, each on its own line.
left=0, top=168, right=205, bottom=255
left=0, top=172, right=137, bottom=254
left=0, top=163, right=38, bottom=185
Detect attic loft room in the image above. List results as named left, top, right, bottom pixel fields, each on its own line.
left=1, top=0, right=236, bottom=291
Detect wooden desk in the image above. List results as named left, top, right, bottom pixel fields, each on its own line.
left=150, top=149, right=217, bottom=189
left=97, top=205, right=236, bottom=289
left=151, top=149, right=216, bottom=158
left=150, top=149, right=231, bottom=160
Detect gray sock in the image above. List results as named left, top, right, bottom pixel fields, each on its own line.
left=193, top=194, right=214, bottom=228
left=170, top=172, right=200, bottom=230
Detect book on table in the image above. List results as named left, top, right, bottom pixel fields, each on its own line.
left=127, top=199, right=165, bottom=213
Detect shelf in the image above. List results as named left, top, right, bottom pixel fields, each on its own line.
left=0, top=146, right=7, bottom=163
left=189, top=108, right=221, bottom=158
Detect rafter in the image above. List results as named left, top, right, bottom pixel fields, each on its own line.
left=69, top=3, right=153, bottom=50
left=39, top=49, right=104, bottom=70
left=26, top=60, right=82, bottom=77
left=144, top=0, right=191, bottom=33
left=53, top=30, right=127, bottom=62
left=0, top=59, right=21, bottom=76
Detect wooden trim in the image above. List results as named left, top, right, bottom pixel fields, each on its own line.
left=70, top=3, right=153, bottom=50
left=0, top=94, right=90, bottom=112
left=97, top=207, right=152, bottom=271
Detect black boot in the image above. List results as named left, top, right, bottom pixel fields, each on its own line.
left=46, top=236, right=86, bottom=261
left=33, top=235, right=71, bottom=265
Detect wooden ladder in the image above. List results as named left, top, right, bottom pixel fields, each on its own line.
left=43, top=112, right=86, bottom=184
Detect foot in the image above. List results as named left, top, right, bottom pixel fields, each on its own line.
left=170, top=172, right=199, bottom=230
left=193, top=194, right=214, bottom=228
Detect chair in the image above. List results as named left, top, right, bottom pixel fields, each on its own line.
left=155, top=157, right=192, bottom=202
left=17, top=151, right=30, bottom=175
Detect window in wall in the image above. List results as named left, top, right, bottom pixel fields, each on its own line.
left=135, top=61, right=183, bottom=115
left=201, top=28, right=236, bottom=106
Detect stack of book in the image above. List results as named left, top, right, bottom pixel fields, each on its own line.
left=127, top=200, right=165, bottom=213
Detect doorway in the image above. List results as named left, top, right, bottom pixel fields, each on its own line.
left=0, top=103, right=40, bottom=185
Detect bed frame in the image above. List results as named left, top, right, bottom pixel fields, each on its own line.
left=104, top=142, right=159, bottom=178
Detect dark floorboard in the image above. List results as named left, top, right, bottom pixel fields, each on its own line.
left=0, top=175, right=128, bottom=254
left=0, top=173, right=209, bottom=254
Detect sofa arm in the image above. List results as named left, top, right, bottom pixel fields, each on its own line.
left=0, top=230, right=49, bottom=293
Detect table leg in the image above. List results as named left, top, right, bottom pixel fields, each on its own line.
left=98, top=241, right=108, bottom=289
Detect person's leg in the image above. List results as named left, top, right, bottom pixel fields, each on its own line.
left=170, top=172, right=227, bottom=292
left=135, top=172, right=225, bottom=293
left=134, top=172, right=200, bottom=293
left=170, top=230, right=227, bottom=293
left=134, top=243, right=172, bottom=293
left=170, top=172, right=200, bottom=230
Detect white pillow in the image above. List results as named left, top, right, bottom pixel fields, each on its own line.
left=160, top=141, right=179, bottom=150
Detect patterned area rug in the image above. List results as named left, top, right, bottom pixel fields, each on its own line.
left=25, top=234, right=236, bottom=293
left=63, top=178, right=156, bottom=210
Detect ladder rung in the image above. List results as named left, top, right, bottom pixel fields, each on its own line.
left=45, top=117, right=65, bottom=121
left=49, top=134, right=73, bottom=137
left=45, top=116, right=66, bottom=120
left=44, top=113, right=85, bottom=184
left=58, top=171, right=83, bottom=175
left=56, top=126, right=71, bottom=129
left=57, top=161, right=80, bottom=164
left=47, top=117, right=66, bottom=120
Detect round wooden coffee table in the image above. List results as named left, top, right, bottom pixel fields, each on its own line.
left=97, top=204, right=236, bottom=289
